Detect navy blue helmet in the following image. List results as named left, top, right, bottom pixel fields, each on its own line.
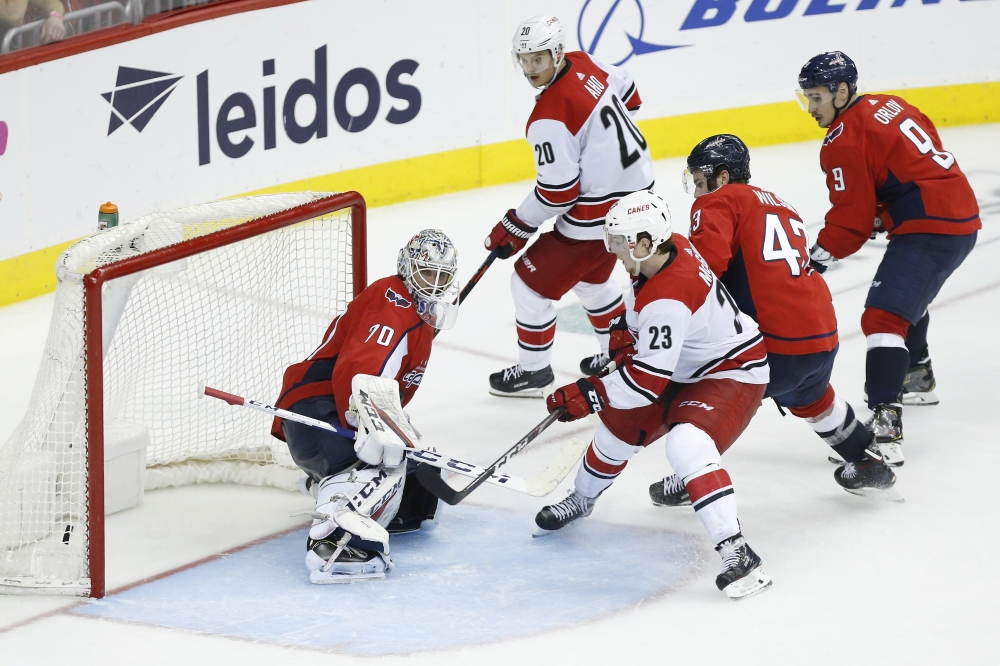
left=798, top=51, right=858, bottom=96
left=687, top=134, right=751, bottom=182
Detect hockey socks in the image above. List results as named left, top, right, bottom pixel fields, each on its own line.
left=793, top=395, right=871, bottom=463
left=684, top=464, right=739, bottom=545
left=574, top=430, right=641, bottom=499
left=906, top=312, right=930, bottom=367
left=865, top=345, right=910, bottom=407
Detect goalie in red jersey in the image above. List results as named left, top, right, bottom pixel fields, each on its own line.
left=669, top=134, right=896, bottom=499
left=269, top=229, right=459, bottom=584
left=483, top=15, right=654, bottom=398
left=798, top=52, right=980, bottom=466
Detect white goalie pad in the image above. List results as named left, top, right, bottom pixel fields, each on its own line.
left=309, top=465, right=407, bottom=556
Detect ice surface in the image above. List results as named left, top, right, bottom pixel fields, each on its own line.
left=1, top=125, right=999, bottom=665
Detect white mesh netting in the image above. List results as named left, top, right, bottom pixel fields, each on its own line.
left=0, top=192, right=358, bottom=594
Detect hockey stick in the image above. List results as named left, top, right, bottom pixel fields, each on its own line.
left=433, top=247, right=500, bottom=339
left=200, top=383, right=575, bottom=496
left=418, top=359, right=622, bottom=505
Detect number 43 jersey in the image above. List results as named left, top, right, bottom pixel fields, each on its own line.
left=600, top=235, right=769, bottom=411
left=817, top=94, right=980, bottom=259
left=689, top=184, right=839, bottom=356
left=515, top=51, right=655, bottom=241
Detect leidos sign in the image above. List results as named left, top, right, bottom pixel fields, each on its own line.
left=196, top=46, right=420, bottom=166
left=104, top=46, right=421, bottom=167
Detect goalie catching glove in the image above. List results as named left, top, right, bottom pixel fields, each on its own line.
left=547, top=377, right=608, bottom=422
left=485, top=209, right=536, bottom=259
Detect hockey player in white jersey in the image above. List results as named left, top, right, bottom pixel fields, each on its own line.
left=535, top=191, right=772, bottom=600
left=485, top=15, right=655, bottom=397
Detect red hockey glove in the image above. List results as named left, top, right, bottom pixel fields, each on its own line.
left=607, top=314, right=636, bottom=365
left=547, top=377, right=608, bottom=422
left=485, top=209, right=536, bottom=259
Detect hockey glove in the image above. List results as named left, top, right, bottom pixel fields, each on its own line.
left=607, top=314, right=636, bottom=364
left=354, top=431, right=406, bottom=468
left=485, top=209, right=536, bottom=259
left=808, top=243, right=835, bottom=275
left=547, top=377, right=608, bottom=422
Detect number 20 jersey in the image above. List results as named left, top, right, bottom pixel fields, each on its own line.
left=515, top=51, right=655, bottom=241
left=817, top=94, right=980, bottom=259
left=689, top=184, right=838, bottom=356
left=599, top=235, right=769, bottom=411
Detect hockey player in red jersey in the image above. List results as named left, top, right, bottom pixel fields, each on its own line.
left=484, top=15, right=654, bottom=397
left=534, top=191, right=772, bottom=601
left=798, top=52, right=980, bottom=466
left=648, top=134, right=895, bottom=500
left=270, top=229, right=459, bottom=583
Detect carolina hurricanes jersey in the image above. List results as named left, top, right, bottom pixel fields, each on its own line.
left=818, top=94, right=980, bottom=259
left=689, top=184, right=838, bottom=356
left=515, top=51, right=655, bottom=241
left=270, top=275, right=434, bottom=439
left=598, top=235, right=769, bottom=411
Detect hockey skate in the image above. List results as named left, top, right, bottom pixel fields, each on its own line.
left=489, top=363, right=555, bottom=398
left=533, top=490, right=596, bottom=537
left=649, top=474, right=691, bottom=507
left=580, top=352, right=610, bottom=376
left=900, top=358, right=939, bottom=406
left=715, top=535, right=772, bottom=601
left=306, top=534, right=394, bottom=584
left=866, top=403, right=904, bottom=467
left=834, top=444, right=903, bottom=502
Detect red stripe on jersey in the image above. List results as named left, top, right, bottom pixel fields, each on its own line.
left=584, top=443, right=627, bottom=476
left=564, top=199, right=616, bottom=223
left=528, top=52, right=611, bottom=136
left=536, top=181, right=581, bottom=207
left=624, top=87, right=642, bottom=110
left=620, top=362, right=670, bottom=401
left=705, top=339, right=768, bottom=377
left=685, top=469, right=733, bottom=504
left=517, top=322, right=556, bottom=347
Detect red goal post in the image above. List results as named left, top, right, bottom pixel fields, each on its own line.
left=0, top=191, right=366, bottom=599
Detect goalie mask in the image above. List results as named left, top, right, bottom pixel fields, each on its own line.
left=397, top=229, right=460, bottom=330
left=604, top=191, right=672, bottom=276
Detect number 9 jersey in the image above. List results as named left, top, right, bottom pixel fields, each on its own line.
left=817, top=94, right=980, bottom=259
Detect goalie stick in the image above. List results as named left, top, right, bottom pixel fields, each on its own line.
left=417, top=359, right=622, bottom=505
left=199, top=383, right=582, bottom=497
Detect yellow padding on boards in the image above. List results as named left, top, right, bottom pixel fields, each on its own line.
left=2, top=81, right=997, bottom=308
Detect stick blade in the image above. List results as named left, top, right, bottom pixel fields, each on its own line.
left=524, top=437, right=588, bottom=497
left=415, top=463, right=473, bottom=506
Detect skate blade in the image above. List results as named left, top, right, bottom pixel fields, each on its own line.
left=309, top=571, right=386, bottom=584
left=901, top=389, right=938, bottom=406
left=651, top=499, right=692, bottom=509
left=531, top=516, right=583, bottom=538
left=828, top=455, right=845, bottom=465
left=488, top=381, right=555, bottom=399
left=724, top=567, right=773, bottom=601
left=844, top=485, right=905, bottom=503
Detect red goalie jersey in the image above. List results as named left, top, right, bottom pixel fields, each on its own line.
left=689, top=184, right=838, bottom=356
left=818, top=94, right=981, bottom=259
left=270, top=275, right=434, bottom=439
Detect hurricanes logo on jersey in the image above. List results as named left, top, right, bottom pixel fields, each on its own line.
left=385, top=287, right=412, bottom=308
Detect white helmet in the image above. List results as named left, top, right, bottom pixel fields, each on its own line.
left=511, top=16, right=566, bottom=88
left=397, top=229, right=460, bottom=330
left=604, top=191, right=672, bottom=275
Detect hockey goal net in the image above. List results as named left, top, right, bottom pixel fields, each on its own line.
left=0, top=191, right=366, bottom=598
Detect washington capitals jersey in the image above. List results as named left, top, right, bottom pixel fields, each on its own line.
left=270, top=275, right=434, bottom=439
left=515, top=51, right=654, bottom=241
left=689, top=184, right=838, bottom=356
left=817, top=94, right=980, bottom=259
left=598, top=235, right=769, bottom=411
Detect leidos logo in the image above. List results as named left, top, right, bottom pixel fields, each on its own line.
left=196, top=46, right=420, bottom=166
left=102, top=67, right=183, bottom=135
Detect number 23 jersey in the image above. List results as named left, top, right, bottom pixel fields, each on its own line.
left=515, top=51, right=655, bottom=241
left=818, top=94, right=980, bottom=259
left=600, top=235, right=769, bottom=411
left=270, top=275, right=434, bottom=439
left=689, top=184, right=838, bottom=356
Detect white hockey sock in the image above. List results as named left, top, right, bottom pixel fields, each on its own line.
left=666, top=424, right=741, bottom=545
left=574, top=424, right=641, bottom=499
left=511, top=272, right=557, bottom=371
left=572, top=280, right=625, bottom=352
